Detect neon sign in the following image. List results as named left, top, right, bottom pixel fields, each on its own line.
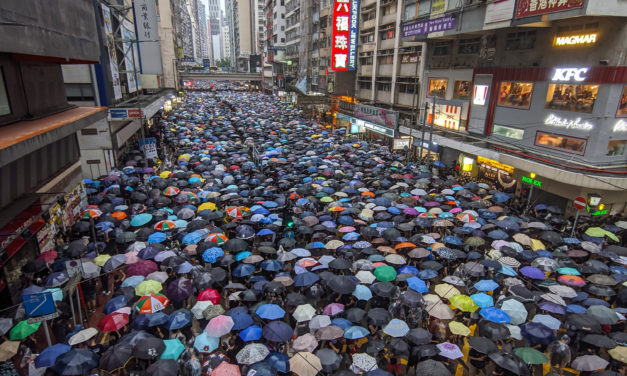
left=555, top=33, right=597, bottom=47
left=545, top=114, right=593, bottom=131
left=332, top=0, right=359, bottom=71
left=551, top=67, right=588, bottom=82
left=521, top=176, right=542, bottom=187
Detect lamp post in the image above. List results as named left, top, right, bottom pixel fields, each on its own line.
left=525, top=172, right=536, bottom=214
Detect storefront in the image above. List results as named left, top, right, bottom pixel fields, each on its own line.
left=423, top=68, right=474, bottom=131
left=352, top=103, right=398, bottom=144
left=468, top=65, right=627, bottom=163
left=476, top=156, right=517, bottom=193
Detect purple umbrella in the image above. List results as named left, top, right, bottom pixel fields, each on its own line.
left=538, top=302, right=566, bottom=315
left=403, top=208, right=419, bottom=215
left=424, top=201, right=440, bottom=207
left=166, top=278, right=193, bottom=302
left=127, top=260, right=158, bottom=277
left=520, top=266, right=546, bottom=280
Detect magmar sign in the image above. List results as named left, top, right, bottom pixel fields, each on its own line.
left=332, top=0, right=359, bottom=71
left=515, top=0, right=584, bottom=19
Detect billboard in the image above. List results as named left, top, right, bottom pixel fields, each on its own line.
left=401, top=15, right=456, bottom=38
left=122, top=20, right=141, bottom=93
left=101, top=5, right=122, bottom=99
left=355, top=104, right=398, bottom=128
left=331, top=0, right=359, bottom=71
left=133, top=0, right=163, bottom=75
left=515, top=0, right=583, bottom=18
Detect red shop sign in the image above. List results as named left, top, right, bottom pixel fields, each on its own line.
left=515, top=0, right=584, bottom=19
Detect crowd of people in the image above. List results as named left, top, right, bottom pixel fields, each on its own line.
left=0, top=89, right=625, bottom=376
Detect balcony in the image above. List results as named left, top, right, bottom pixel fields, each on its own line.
left=396, top=92, right=417, bottom=107
left=360, top=43, right=375, bottom=53
left=362, top=19, right=376, bottom=30
left=377, top=64, right=394, bottom=76
left=362, top=0, right=377, bottom=6
left=379, top=38, right=395, bottom=50
left=358, top=89, right=373, bottom=100
left=400, top=62, right=420, bottom=76
left=380, top=14, right=397, bottom=26
left=376, top=91, right=392, bottom=104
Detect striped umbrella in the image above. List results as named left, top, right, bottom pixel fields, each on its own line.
left=162, top=186, right=180, bottom=196
left=456, top=213, right=477, bottom=223
left=80, top=209, right=102, bottom=219
left=206, top=233, right=228, bottom=244
left=136, top=293, right=170, bottom=314
left=226, top=206, right=243, bottom=218
left=418, top=212, right=437, bottom=218
left=154, top=220, right=176, bottom=231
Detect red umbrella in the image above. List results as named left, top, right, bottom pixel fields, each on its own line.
left=197, top=288, right=221, bottom=305
left=98, top=312, right=129, bottom=332
left=127, top=260, right=158, bottom=277
left=37, top=250, right=58, bottom=262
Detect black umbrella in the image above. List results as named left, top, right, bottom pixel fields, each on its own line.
left=372, top=282, right=397, bottom=297
left=388, top=338, right=409, bottom=356
left=65, top=240, right=88, bottom=258
left=262, top=320, right=293, bottom=342
left=54, top=349, right=100, bottom=375
left=345, top=308, right=367, bottom=323
left=582, top=334, right=617, bottom=348
left=315, top=348, right=342, bottom=372
left=223, top=238, right=248, bottom=252
left=133, top=337, right=165, bottom=360
left=329, top=258, right=352, bottom=270
left=468, top=336, right=498, bottom=354
left=407, top=328, right=432, bottom=345
left=328, top=275, right=356, bottom=294
left=489, top=351, right=530, bottom=376
left=99, top=343, right=133, bottom=372
left=416, top=359, right=451, bottom=376
left=22, top=259, right=47, bottom=274
left=412, top=344, right=440, bottom=360
left=146, top=359, right=179, bottom=376
left=585, top=284, right=616, bottom=297
left=361, top=339, right=386, bottom=355
left=478, top=320, right=510, bottom=340
left=286, top=292, right=307, bottom=306
left=367, top=308, right=391, bottom=326
left=566, top=314, right=602, bottom=333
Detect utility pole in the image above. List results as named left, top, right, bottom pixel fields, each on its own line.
left=418, top=102, right=428, bottom=161
left=426, top=97, right=435, bottom=171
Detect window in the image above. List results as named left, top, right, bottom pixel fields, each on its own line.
left=607, top=140, right=627, bottom=156
left=498, top=81, right=534, bottom=109
left=377, top=78, right=392, bottom=92
left=378, top=55, right=393, bottom=65
left=382, top=3, right=397, bottom=15
left=535, top=131, right=586, bottom=155
left=397, top=77, right=418, bottom=94
left=0, top=69, right=10, bottom=116
left=492, top=125, right=524, bottom=140
left=360, top=29, right=375, bottom=43
left=617, top=85, right=627, bottom=117
left=458, top=38, right=481, bottom=55
left=433, top=41, right=451, bottom=56
left=401, top=53, right=419, bottom=64
left=359, top=52, right=373, bottom=65
left=380, top=24, right=395, bottom=40
left=359, top=81, right=372, bottom=90
left=427, top=78, right=447, bottom=98
left=453, top=80, right=472, bottom=100
left=545, top=84, right=598, bottom=113
left=506, top=30, right=536, bottom=50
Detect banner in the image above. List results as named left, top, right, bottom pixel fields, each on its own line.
left=515, top=0, right=584, bottom=18
left=402, top=15, right=456, bottom=38
left=354, top=104, right=398, bottom=128
left=122, top=20, right=141, bottom=93
left=101, top=5, right=122, bottom=99
left=133, top=0, right=163, bottom=74
left=331, top=0, right=359, bottom=71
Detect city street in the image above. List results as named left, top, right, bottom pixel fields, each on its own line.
left=1, top=90, right=625, bottom=376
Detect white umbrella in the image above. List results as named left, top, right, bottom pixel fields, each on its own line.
left=501, top=299, right=528, bottom=325
left=236, top=343, right=269, bottom=365
left=548, top=285, right=578, bottom=298
left=68, top=328, right=98, bottom=345
left=191, top=301, right=213, bottom=319
left=437, top=342, right=464, bottom=359
left=352, top=353, right=378, bottom=372
left=146, top=271, right=168, bottom=283
left=309, top=315, right=331, bottom=329
left=355, top=271, right=376, bottom=284
left=293, top=304, right=316, bottom=323
left=289, top=352, right=322, bottom=376
left=292, top=334, right=318, bottom=352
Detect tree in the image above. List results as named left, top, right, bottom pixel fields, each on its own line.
left=215, top=59, right=231, bottom=67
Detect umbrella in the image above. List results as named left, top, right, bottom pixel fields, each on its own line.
left=54, top=348, right=100, bottom=375
left=239, top=325, right=263, bottom=342
left=262, top=321, right=293, bottom=342
left=437, top=342, right=464, bottom=359
left=147, top=359, right=180, bottom=376
left=99, top=343, right=133, bottom=372
left=256, top=303, right=286, bottom=320
left=0, top=341, right=20, bottom=363
left=315, top=348, right=342, bottom=372
left=416, top=359, right=451, bottom=376
left=236, top=343, right=270, bottom=365
left=290, top=352, right=322, bottom=376
left=571, top=355, right=609, bottom=371
left=160, top=339, right=185, bottom=360
left=489, top=351, right=530, bottom=376
left=293, top=333, right=319, bottom=352
left=513, top=347, right=548, bottom=365
left=205, top=315, right=234, bottom=337
left=10, top=320, right=41, bottom=340
left=468, top=336, right=498, bottom=354
left=194, top=332, right=220, bottom=353
left=98, top=312, right=129, bottom=332
left=382, top=319, right=409, bottom=337
left=293, top=304, right=317, bottom=322
left=68, top=327, right=98, bottom=345
left=133, top=337, right=165, bottom=360
left=211, top=362, right=241, bottom=376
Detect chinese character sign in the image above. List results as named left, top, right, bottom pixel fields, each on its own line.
left=515, top=0, right=583, bottom=18
left=332, top=0, right=359, bottom=71
left=132, top=0, right=163, bottom=74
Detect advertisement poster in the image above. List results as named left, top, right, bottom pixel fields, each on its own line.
left=402, top=15, right=456, bottom=38
left=477, top=156, right=517, bottom=193
left=354, top=103, right=398, bottom=128
left=122, top=20, right=141, bottom=93
left=101, top=5, right=122, bottom=99
left=515, top=0, right=584, bottom=18
left=133, top=0, right=163, bottom=74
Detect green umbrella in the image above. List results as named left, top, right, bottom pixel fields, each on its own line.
left=10, top=320, right=41, bottom=340
left=160, top=339, right=185, bottom=360
left=513, top=347, right=548, bottom=364
left=373, top=265, right=397, bottom=282
left=585, top=227, right=619, bottom=242
left=320, top=196, right=333, bottom=203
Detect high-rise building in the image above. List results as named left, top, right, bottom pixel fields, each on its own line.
left=227, top=0, right=257, bottom=72
left=174, top=0, right=195, bottom=58
left=222, top=23, right=232, bottom=65
left=197, top=0, right=209, bottom=59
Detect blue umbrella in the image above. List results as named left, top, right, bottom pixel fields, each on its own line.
left=53, top=349, right=99, bottom=375
left=398, top=266, right=419, bottom=275
left=248, top=360, right=276, bottom=376
left=407, top=277, right=429, bottom=293
left=417, top=269, right=438, bottom=280
left=492, top=193, right=510, bottom=203
left=487, top=230, right=509, bottom=240
left=262, top=321, right=293, bottom=342
left=267, top=352, right=290, bottom=373
left=353, top=285, right=373, bottom=301
left=495, top=220, right=520, bottom=232
left=236, top=251, right=252, bottom=261
left=294, top=272, right=320, bottom=287
left=443, top=235, right=462, bottom=246
left=166, top=310, right=192, bottom=330
left=257, top=228, right=275, bottom=236
left=131, top=213, right=153, bottom=227
left=239, top=325, right=263, bottom=342
left=132, top=312, right=169, bottom=330
left=474, top=279, right=500, bottom=291
left=261, top=259, right=283, bottom=272
left=104, top=295, right=129, bottom=314
left=228, top=311, right=254, bottom=331
left=182, top=232, right=202, bottom=245
left=202, top=247, right=224, bottom=263
left=233, top=264, right=255, bottom=277
left=342, top=232, right=360, bottom=241
left=521, top=322, right=555, bottom=345
left=256, top=304, right=286, bottom=320
left=45, top=272, right=69, bottom=287
left=35, top=343, right=71, bottom=367
left=138, top=247, right=160, bottom=260
left=148, top=232, right=167, bottom=243
left=194, top=332, right=220, bottom=353
left=121, top=275, right=145, bottom=288
left=479, top=307, right=511, bottom=323
left=331, top=318, right=352, bottom=330
left=177, top=261, right=193, bottom=274
left=470, top=293, right=494, bottom=308
left=344, top=325, right=369, bottom=339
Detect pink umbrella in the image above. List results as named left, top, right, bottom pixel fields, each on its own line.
left=125, top=251, right=140, bottom=264
left=114, top=307, right=132, bottom=315
left=338, top=226, right=356, bottom=233
left=323, top=303, right=344, bottom=316
left=403, top=208, right=419, bottom=215
left=449, top=208, right=462, bottom=214
left=205, top=315, right=234, bottom=337
left=211, top=362, right=241, bottom=376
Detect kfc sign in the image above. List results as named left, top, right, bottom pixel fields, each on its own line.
left=551, top=67, right=588, bottom=82
left=332, top=0, right=359, bottom=71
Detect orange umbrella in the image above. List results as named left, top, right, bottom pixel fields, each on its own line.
left=394, top=242, right=416, bottom=250
left=111, top=211, right=127, bottom=220
left=329, top=207, right=345, bottom=212
left=361, top=191, right=375, bottom=197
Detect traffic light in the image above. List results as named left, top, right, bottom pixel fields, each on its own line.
left=282, top=207, right=294, bottom=228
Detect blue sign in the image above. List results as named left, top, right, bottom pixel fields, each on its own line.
left=402, top=15, right=456, bottom=38
left=109, top=108, right=128, bottom=119
left=348, top=0, right=359, bottom=70
left=202, top=58, right=211, bottom=67
left=23, top=293, right=56, bottom=317
left=138, top=137, right=156, bottom=148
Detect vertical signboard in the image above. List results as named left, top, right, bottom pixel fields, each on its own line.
left=133, top=0, right=163, bottom=74
left=101, top=5, right=122, bottom=99
left=122, top=20, right=141, bottom=93
left=331, top=0, right=359, bottom=71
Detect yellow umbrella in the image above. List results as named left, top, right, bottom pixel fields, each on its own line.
left=135, top=280, right=163, bottom=296
left=435, top=284, right=461, bottom=299
left=449, top=321, right=471, bottom=336
left=160, top=170, right=172, bottom=179
left=530, top=239, right=545, bottom=251
left=198, top=202, right=217, bottom=212
left=449, top=295, right=479, bottom=313
left=608, top=346, right=627, bottom=363
left=0, top=341, right=20, bottom=362
left=178, top=154, right=191, bottom=162
left=431, top=242, right=446, bottom=251
left=94, top=254, right=112, bottom=267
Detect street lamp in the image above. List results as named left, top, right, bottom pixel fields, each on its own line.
left=525, top=172, right=536, bottom=213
